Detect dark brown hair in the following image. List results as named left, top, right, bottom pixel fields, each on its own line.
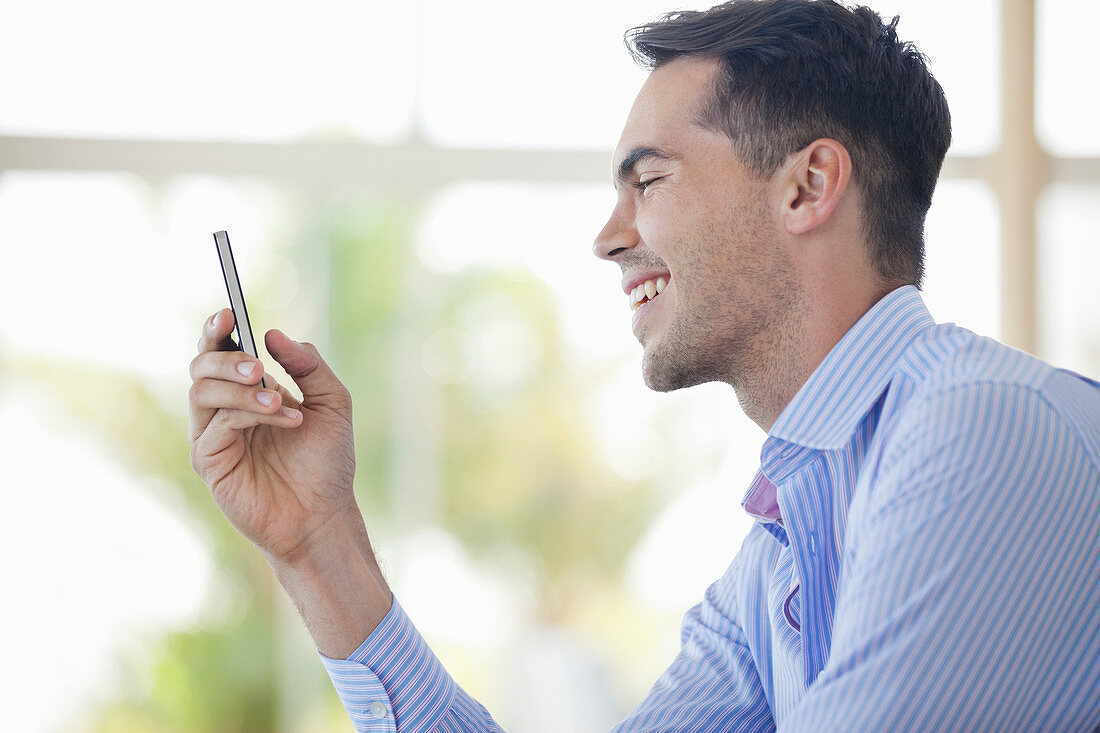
left=626, top=0, right=951, bottom=286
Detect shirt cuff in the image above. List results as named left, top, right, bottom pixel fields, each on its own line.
left=319, top=596, right=458, bottom=733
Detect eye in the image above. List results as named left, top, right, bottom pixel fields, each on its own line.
left=632, top=176, right=664, bottom=194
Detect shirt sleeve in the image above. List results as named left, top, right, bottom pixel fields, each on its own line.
left=319, top=597, right=503, bottom=733
left=781, top=381, right=1100, bottom=732
left=611, top=550, right=776, bottom=733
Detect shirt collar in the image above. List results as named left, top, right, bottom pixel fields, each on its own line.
left=765, top=285, right=935, bottom=452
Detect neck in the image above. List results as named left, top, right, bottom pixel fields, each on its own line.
left=735, top=280, right=902, bottom=433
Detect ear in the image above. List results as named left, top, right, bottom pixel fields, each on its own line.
left=780, top=139, right=852, bottom=236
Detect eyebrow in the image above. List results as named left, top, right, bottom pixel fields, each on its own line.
left=614, top=146, right=680, bottom=189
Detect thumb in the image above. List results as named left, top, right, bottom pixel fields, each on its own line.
left=264, top=329, right=350, bottom=410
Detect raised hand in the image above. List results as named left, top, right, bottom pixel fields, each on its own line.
left=188, top=308, right=356, bottom=563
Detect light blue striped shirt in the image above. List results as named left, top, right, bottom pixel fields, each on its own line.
left=320, top=286, right=1100, bottom=731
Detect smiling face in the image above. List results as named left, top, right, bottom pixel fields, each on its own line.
left=594, top=56, right=803, bottom=395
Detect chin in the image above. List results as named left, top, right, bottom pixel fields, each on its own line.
left=641, top=345, right=716, bottom=393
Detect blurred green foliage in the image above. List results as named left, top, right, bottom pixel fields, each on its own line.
left=29, top=193, right=658, bottom=731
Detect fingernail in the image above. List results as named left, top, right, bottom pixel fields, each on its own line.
left=237, top=361, right=256, bottom=377
left=256, top=391, right=274, bottom=406
left=280, top=407, right=300, bottom=419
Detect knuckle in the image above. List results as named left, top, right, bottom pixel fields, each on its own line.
left=208, top=408, right=232, bottom=430
left=331, top=386, right=353, bottom=412
left=188, top=353, right=204, bottom=381
left=188, top=436, right=211, bottom=478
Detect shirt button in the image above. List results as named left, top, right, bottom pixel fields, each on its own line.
left=369, top=701, right=388, bottom=719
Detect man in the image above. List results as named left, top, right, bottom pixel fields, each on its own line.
left=188, top=0, right=1100, bottom=730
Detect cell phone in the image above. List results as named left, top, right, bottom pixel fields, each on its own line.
left=213, top=230, right=266, bottom=388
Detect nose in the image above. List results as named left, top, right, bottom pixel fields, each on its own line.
left=592, top=198, right=638, bottom=261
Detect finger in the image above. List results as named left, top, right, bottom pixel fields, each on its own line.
left=190, top=311, right=240, bottom=439
left=261, top=372, right=303, bottom=412
left=188, top=377, right=294, bottom=443
left=191, top=405, right=304, bottom=460
left=197, top=309, right=242, bottom=354
left=188, top=347, right=263, bottom=440
left=189, top=349, right=266, bottom=386
left=210, top=404, right=303, bottom=432
left=264, top=330, right=350, bottom=411
left=189, top=338, right=303, bottom=414
left=190, top=377, right=287, bottom=414
left=189, top=387, right=302, bottom=443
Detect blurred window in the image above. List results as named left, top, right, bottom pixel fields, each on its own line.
left=1037, top=0, right=1100, bottom=155
left=1038, top=185, right=1100, bottom=377
left=860, top=0, right=999, bottom=155
left=922, top=180, right=1001, bottom=338
left=418, top=0, right=671, bottom=149
left=0, top=1, right=416, bottom=142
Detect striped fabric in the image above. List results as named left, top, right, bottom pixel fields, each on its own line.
left=321, top=595, right=500, bottom=732
left=321, top=286, right=1100, bottom=732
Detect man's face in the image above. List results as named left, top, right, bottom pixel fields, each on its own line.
left=594, top=56, right=800, bottom=393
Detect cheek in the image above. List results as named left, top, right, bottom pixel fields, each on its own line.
left=635, top=193, right=698, bottom=257
left=635, top=212, right=667, bottom=249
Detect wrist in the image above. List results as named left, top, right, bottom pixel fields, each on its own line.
left=266, top=504, right=371, bottom=572
left=265, top=509, right=393, bottom=658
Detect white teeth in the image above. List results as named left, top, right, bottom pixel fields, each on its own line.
left=628, top=276, right=671, bottom=311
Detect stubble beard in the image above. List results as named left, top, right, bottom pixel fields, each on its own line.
left=641, top=295, right=750, bottom=393
left=640, top=213, right=802, bottom=407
